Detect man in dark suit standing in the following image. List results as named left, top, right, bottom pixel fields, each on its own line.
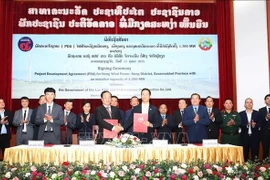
left=0, top=98, right=13, bottom=157
left=182, top=93, right=210, bottom=143
left=30, top=95, right=46, bottom=140
left=111, top=95, right=125, bottom=121
left=172, top=99, right=187, bottom=144
left=125, top=96, right=139, bottom=133
left=13, top=96, right=34, bottom=145
left=35, top=87, right=64, bottom=144
left=205, top=96, right=223, bottom=139
left=123, top=88, right=161, bottom=143
left=95, top=91, right=123, bottom=144
left=259, top=94, right=270, bottom=159
left=61, top=99, right=76, bottom=144
left=240, top=98, right=261, bottom=161
left=157, top=104, right=175, bottom=143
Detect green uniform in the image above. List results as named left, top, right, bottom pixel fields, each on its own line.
left=220, top=110, right=241, bottom=145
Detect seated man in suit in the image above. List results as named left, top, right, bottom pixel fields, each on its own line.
left=111, top=95, right=125, bottom=121
left=30, top=95, right=46, bottom=140
left=123, top=88, right=161, bottom=143
left=35, top=87, right=64, bottom=144
left=125, top=96, right=139, bottom=133
left=240, top=98, right=260, bottom=161
left=259, top=94, right=270, bottom=159
left=157, top=104, right=175, bottom=143
left=205, top=96, right=223, bottom=139
left=172, top=99, right=187, bottom=144
left=220, top=98, right=241, bottom=146
left=13, top=96, right=34, bottom=145
left=182, top=93, right=210, bottom=143
left=95, top=91, right=123, bottom=144
left=61, top=99, right=77, bottom=144
left=0, top=98, right=13, bottom=157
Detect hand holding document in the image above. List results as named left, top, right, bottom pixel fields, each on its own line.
left=133, top=113, right=148, bottom=133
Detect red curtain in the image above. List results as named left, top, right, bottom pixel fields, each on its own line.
left=0, top=0, right=13, bottom=110
left=1, top=0, right=235, bottom=115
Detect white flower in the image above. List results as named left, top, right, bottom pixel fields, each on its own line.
left=102, top=172, right=108, bottom=178
left=225, top=178, right=232, bottom=180
left=122, top=165, right=128, bottom=171
left=5, top=172, right=11, bottom=178
left=135, top=168, right=141, bottom=174
left=71, top=177, right=77, bottom=180
left=109, top=172, right=115, bottom=178
left=179, top=168, right=186, bottom=174
left=193, top=175, right=199, bottom=180
left=121, top=137, right=127, bottom=143
left=11, top=168, right=17, bottom=172
left=257, top=177, right=264, bottom=180
left=248, top=178, right=253, bottom=180
left=225, top=167, right=234, bottom=174
left=91, top=170, right=96, bottom=175
left=243, top=165, right=248, bottom=170
left=172, top=166, right=178, bottom=171
left=181, top=163, right=187, bottom=168
left=51, top=173, right=57, bottom=179
left=233, top=178, right=240, bottom=180
left=74, top=171, right=80, bottom=175
left=25, top=173, right=31, bottom=177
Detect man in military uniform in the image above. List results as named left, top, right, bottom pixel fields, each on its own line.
left=220, top=98, right=241, bottom=145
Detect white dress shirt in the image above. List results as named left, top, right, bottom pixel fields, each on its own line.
left=21, top=107, right=29, bottom=132
left=142, top=103, right=149, bottom=114
left=0, top=110, right=7, bottom=134
left=246, top=110, right=252, bottom=134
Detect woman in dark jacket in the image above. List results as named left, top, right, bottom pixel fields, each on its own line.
left=76, top=101, right=96, bottom=143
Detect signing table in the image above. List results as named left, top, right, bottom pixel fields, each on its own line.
left=4, top=144, right=244, bottom=165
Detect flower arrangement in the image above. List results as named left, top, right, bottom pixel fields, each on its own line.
left=1, top=159, right=270, bottom=180
left=106, top=133, right=141, bottom=148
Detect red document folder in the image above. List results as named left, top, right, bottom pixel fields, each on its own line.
left=133, top=113, right=148, bottom=133
left=103, top=119, right=118, bottom=138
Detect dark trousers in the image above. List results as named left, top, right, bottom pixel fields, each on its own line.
left=0, top=134, right=10, bottom=157
left=33, top=125, right=40, bottom=140
left=42, top=132, right=60, bottom=144
left=175, top=130, right=183, bottom=144
left=241, top=134, right=260, bottom=161
left=157, top=131, right=172, bottom=143
left=261, top=130, right=270, bottom=159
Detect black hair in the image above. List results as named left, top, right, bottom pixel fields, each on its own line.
left=205, top=96, right=214, bottom=101
left=100, top=90, right=112, bottom=98
left=130, top=96, right=139, bottom=101
left=39, top=95, right=45, bottom=100
left=111, top=95, right=119, bottom=101
left=141, top=88, right=151, bottom=96
left=264, top=94, right=270, bottom=100
left=65, top=99, right=73, bottom=103
left=224, top=98, right=233, bottom=103
left=21, top=96, right=29, bottom=100
left=82, top=101, right=90, bottom=107
left=190, top=93, right=201, bottom=99
left=44, top=87, right=56, bottom=94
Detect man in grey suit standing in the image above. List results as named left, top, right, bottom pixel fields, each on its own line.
left=35, top=87, right=64, bottom=144
left=13, top=97, right=34, bottom=145
left=61, top=99, right=76, bottom=144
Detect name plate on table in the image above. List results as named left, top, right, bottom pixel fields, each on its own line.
left=28, top=140, right=44, bottom=147
left=79, top=140, right=95, bottom=146
left=202, top=139, right=218, bottom=146
left=152, top=140, right=168, bottom=147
